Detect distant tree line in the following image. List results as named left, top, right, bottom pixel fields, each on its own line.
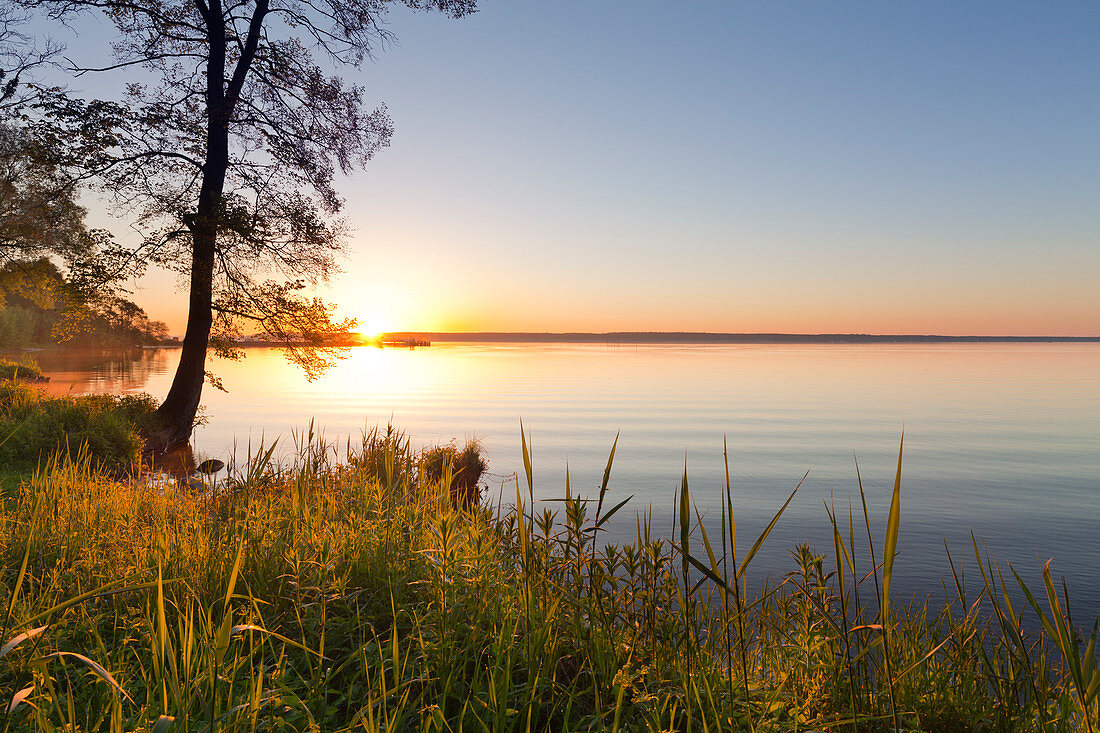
left=0, top=258, right=169, bottom=348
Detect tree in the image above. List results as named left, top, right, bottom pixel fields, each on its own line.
left=22, top=0, right=477, bottom=449
left=0, top=4, right=61, bottom=109
left=0, top=256, right=169, bottom=347
left=0, top=110, right=137, bottom=333
left=0, top=121, right=108, bottom=266
left=1, top=9, right=106, bottom=267
left=2, top=8, right=160, bottom=347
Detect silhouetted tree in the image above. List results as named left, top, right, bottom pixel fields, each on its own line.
left=0, top=4, right=60, bottom=109
left=21, top=0, right=477, bottom=448
left=0, top=121, right=110, bottom=266
left=1, top=9, right=151, bottom=321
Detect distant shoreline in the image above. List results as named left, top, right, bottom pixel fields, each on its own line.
left=378, top=331, right=1100, bottom=344
left=14, top=333, right=1100, bottom=351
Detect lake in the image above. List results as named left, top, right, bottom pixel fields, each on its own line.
left=24, top=342, right=1100, bottom=617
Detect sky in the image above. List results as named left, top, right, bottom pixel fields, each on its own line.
left=34, top=1, right=1100, bottom=335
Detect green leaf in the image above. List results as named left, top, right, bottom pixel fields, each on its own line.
left=595, top=496, right=633, bottom=529
left=40, top=651, right=131, bottom=701
left=151, top=715, right=176, bottom=733
left=230, top=625, right=325, bottom=658
left=519, top=420, right=533, bottom=497
left=224, top=537, right=247, bottom=610
left=880, top=435, right=903, bottom=623
left=679, top=463, right=691, bottom=584
left=737, top=474, right=805, bottom=581
left=7, top=685, right=34, bottom=714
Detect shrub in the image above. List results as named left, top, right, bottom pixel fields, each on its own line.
left=0, top=357, right=46, bottom=381
left=0, top=384, right=159, bottom=473
left=345, top=426, right=487, bottom=509
left=421, top=438, right=487, bottom=509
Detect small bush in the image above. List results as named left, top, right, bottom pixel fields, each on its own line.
left=421, top=439, right=487, bottom=509
left=350, top=423, right=414, bottom=487
left=0, top=384, right=159, bottom=472
left=347, top=426, right=488, bottom=509
left=0, top=357, right=46, bottom=381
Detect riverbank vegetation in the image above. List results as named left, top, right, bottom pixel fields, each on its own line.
left=0, top=357, right=44, bottom=381
left=0, top=426, right=1096, bottom=731
left=0, top=378, right=160, bottom=475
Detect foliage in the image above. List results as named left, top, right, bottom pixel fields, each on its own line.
left=0, top=40, right=127, bottom=277
left=348, top=424, right=487, bottom=509
left=421, top=437, right=487, bottom=509
left=0, top=258, right=170, bottom=347
left=0, top=382, right=159, bottom=471
left=0, top=34, right=143, bottom=331
left=0, top=356, right=43, bottom=380
left=0, top=430, right=1095, bottom=731
left=0, top=4, right=60, bottom=109
left=0, top=121, right=118, bottom=270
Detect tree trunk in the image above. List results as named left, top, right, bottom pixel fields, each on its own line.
left=152, top=228, right=216, bottom=448
left=150, top=1, right=229, bottom=451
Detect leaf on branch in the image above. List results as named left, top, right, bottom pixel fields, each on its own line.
left=204, top=370, right=228, bottom=393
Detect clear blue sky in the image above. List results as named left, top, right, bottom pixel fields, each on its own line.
left=43, top=1, right=1100, bottom=334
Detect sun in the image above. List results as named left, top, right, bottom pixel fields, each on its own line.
left=355, top=312, right=394, bottom=342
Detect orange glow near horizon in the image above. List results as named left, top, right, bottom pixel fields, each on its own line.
left=133, top=266, right=1100, bottom=339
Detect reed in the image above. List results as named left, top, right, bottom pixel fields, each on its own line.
left=0, top=427, right=1095, bottom=731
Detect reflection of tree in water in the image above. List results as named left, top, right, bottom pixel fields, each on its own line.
left=12, top=347, right=176, bottom=395
left=144, top=441, right=196, bottom=479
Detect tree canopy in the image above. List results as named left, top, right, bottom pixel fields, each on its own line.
left=0, top=120, right=111, bottom=267
left=1, top=7, right=134, bottom=308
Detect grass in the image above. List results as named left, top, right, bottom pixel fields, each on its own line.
left=0, top=380, right=160, bottom=475
left=0, top=426, right=1095, bottom=731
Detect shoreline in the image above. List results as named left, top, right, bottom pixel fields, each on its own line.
left=9, top=334, right=1100, bottom=353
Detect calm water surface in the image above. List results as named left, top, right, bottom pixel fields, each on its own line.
left=30, top=342, right=1100, bottom=616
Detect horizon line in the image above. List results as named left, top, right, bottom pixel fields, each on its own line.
left=375, top=331, right=1100, bottom=343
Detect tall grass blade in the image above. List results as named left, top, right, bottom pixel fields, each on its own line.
left=880, top=434, right=904, bottom=623
left=40, top=652, right=132, bottom=702
left=519, top=420, right=533, bottom=496
left=4, top=502, right=39, bottom=637
left=224, top=538, right=247, bottom=610
left=0, top=625, right=46, bottom=659
left=737, top=473, right=805, bottom=581
left=1014, top=560, right=1100, bottom=732
left=230, top=625, right=324, bottom=657
left=596, top=431, right=619, bottom=518
left=679, top=462, right=691, bottom=595
left=595, top=496, right=634, bottom=529
left=8, top=685, right=34, bottom=714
